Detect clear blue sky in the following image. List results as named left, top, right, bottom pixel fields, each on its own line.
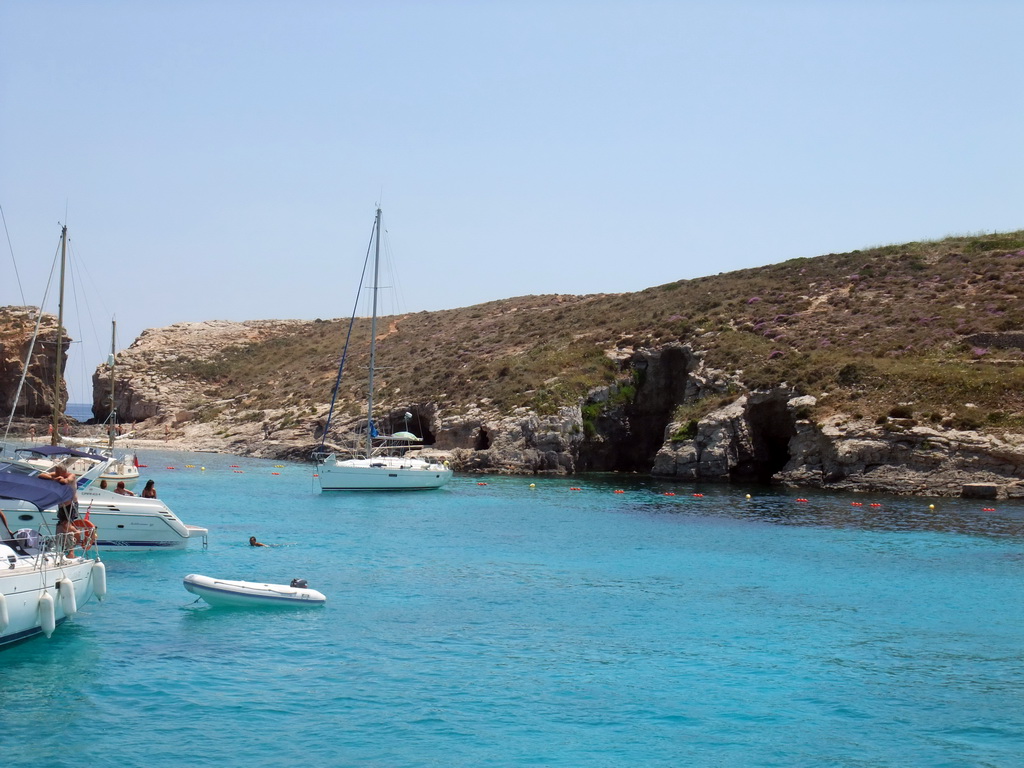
left=2, top=1, right=1022, bottom=404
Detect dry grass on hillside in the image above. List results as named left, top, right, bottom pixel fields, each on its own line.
left=152, top=231, right=1024, bottom=432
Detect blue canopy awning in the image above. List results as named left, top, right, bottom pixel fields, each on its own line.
left=16, top=444, right=98, bottom=460
left=0, top=473, right=75, bottom=510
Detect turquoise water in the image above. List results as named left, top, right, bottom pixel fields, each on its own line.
left=3, top=450, right=1024, bottom=767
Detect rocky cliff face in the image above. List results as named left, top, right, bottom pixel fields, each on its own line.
left=0, top=307, right=68, bottom=420
left=652, top=392, right=1024, bottom=499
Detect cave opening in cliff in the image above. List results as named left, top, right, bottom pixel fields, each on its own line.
left=578, top=345, right=695, bottom=473
left=731, top=397, right=796, bottom=483
left=475, top=427, right=491, bottom=450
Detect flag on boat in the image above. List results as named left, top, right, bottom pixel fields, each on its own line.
left=133, top=454, right=140, bottom=468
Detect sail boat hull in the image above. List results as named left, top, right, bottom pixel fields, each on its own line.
left=317, top=455, right=452, bottom=491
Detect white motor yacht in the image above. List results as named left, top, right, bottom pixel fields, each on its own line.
left=2, top=447, right=207, bottom=551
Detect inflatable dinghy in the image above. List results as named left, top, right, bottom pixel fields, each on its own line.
left=183, top=573, right=326, bottom=607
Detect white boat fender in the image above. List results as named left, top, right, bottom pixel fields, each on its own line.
left=92, top=560, right=107, bottom=600
left=58, top=577, right=78, bottom=616
left=0, top=592, right=8, bottom=633
left=38, top=591, right=56, bottom=637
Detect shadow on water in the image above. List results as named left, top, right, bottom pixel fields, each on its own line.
left=569, top=472, right=1024, bottom=538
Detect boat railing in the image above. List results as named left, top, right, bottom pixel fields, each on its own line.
left=2, top=531, right=97, bottom=568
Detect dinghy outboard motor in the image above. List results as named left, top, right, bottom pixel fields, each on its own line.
left=290, top=578, right=308, bottom=589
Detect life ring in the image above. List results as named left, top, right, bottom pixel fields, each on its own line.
left=71, top=519, right=97, bottom=551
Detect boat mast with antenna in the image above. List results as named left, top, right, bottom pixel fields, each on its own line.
left=107, top=319, right=117, bottom=449
left=51, top=225, right=67, bottom=446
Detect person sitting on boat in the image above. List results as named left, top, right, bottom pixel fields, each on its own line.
left=114, top=481, right=135, bottom=496
left=99, top=479, right=108, bottom=490
left=38, top=464, right=79, bottom=545
left=249, top=536, right=267, bottom=547
left=141, top=480, right=157, bottom=498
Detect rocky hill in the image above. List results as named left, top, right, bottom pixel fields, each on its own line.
left=6, top=230, right=1024, bottom=497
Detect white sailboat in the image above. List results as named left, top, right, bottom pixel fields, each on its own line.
left=62, top=319, right=140, bottom=489
left=98, top=319, right=140, bottom=487
left=313, top=207, right=452, bottom=491
left=0, top=469, right=106, bottom=648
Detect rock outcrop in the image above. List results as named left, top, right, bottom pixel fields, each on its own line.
left=653, top=393, right=1024, bottom=499
left=445, top=405, right=584, bottom=475
left=0, top=307, right=68, bottom=420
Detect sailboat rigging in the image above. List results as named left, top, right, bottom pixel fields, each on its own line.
left=313, top=207, right=452, bottom=491
left=51, top=225, right=68, bottom=446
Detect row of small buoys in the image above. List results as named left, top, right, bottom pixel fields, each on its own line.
left=230, top=465, right=240, bottom=468
left=870, top=503, right=883, bottom=507
left=663, top=492, right=675, bottom=496
left=614, top=489, right=625, bottom=494
left=233, top=470, right=244, bottom=474
left=477, top=482, right=487, bottom=486
left=274, top=464, right=284, bottom=468
left=983, top=507, right=997, bottom=512
left=693, top=493, right=704, bottom=497
left=271, top=472, right=280, bottom=475
left=852, top=502, right=863, bottom=506
left=184, top=464, right=196, bottom=468
left=796, top=498, right=808, bottom=503
left=570, top=487, right=582, bottom=491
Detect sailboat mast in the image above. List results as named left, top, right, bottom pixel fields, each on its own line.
left=51, top=225, right=67, bottom=446
left=366, top=207, right=382, bottom=457
left=108, top=319, right=117, bottom=449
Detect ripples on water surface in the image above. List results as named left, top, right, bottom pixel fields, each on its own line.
left=2, top=452, right=1023, bottom=767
